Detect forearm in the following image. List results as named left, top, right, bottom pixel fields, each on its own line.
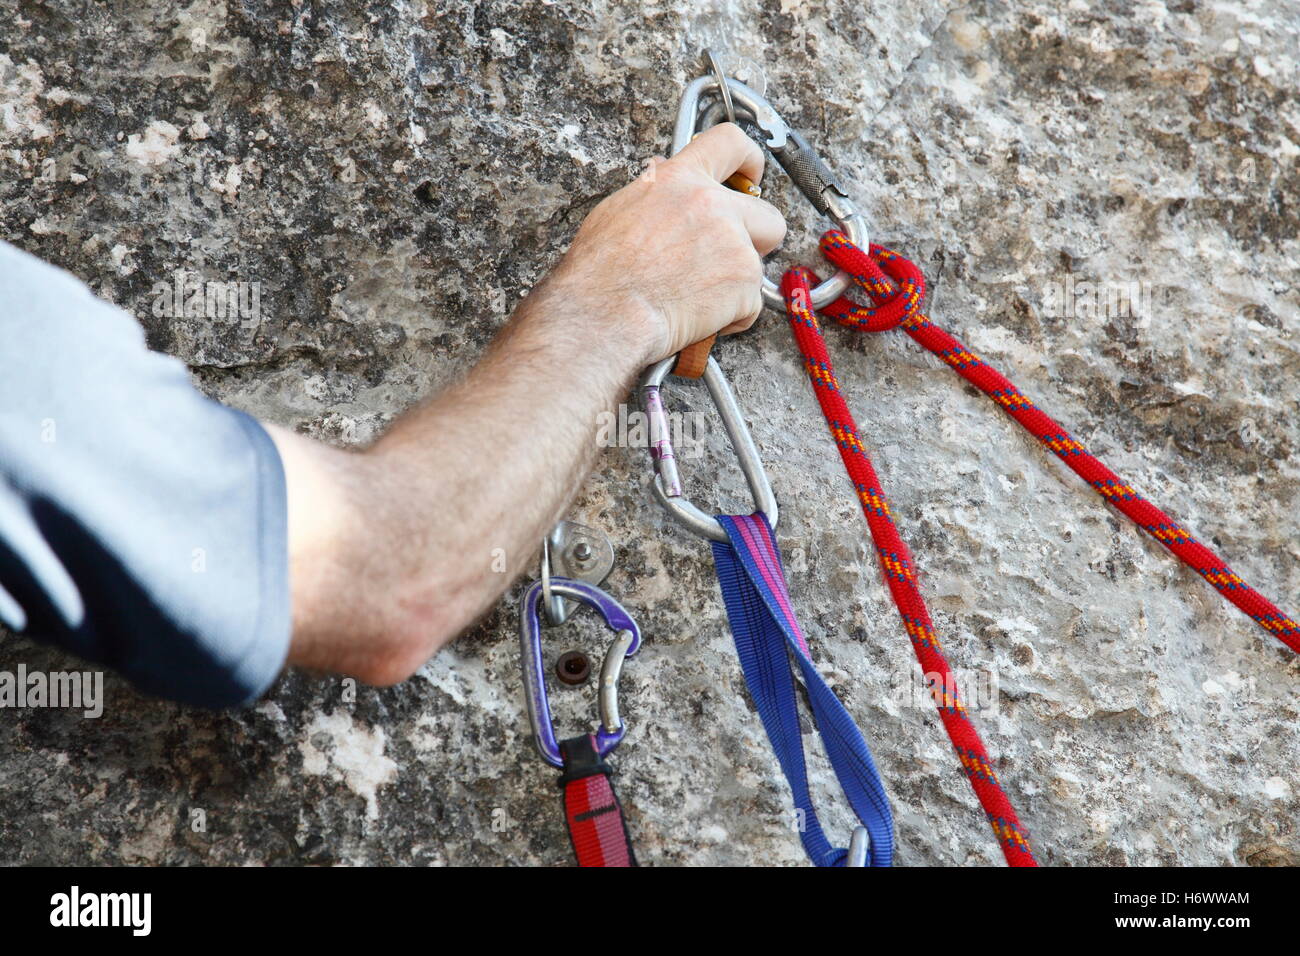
left=369, top=273, right=657, bottom=638
left=274, top=272, right=658, bottom=682
left=272, top=124, right=783, bottom=685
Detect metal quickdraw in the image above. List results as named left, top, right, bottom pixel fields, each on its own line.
left=643, top=51, right=1037, bottom=867
left=643, top=66, right=900, bottom=863
left=642, top=354, right=775, bottom=542
left=663, top=54, right=874, bottom=379
left=520, top=575, right=641, bottom=867
left=641, top=355, right=891, bottom=865
left=645, top=53, right=868, bottom=536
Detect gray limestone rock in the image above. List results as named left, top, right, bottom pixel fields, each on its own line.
left=1, top=0, right=1297, bottom=865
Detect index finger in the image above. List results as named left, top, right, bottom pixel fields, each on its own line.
left=669, top=122, right=765, bottom=187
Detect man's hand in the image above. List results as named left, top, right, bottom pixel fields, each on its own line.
left=555, top=123, right=787, bottom=362
left=270, top=122, right=786, bottom=687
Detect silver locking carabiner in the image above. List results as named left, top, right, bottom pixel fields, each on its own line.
left=672, top=73, right=869, bottom=311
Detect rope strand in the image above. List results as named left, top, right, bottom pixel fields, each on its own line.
left=782, top=265, right=1037, bottom=866
left=781, top=230, right=1300, bottom=866
left=815, top=231, right=1300, bottom=654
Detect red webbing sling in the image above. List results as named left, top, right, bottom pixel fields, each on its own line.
left=558, top=734, right=637, bottom=867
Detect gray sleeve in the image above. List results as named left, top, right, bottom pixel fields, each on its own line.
left=0, top=239, right=291, bottom=708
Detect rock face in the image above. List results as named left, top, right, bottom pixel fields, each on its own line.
left=1, top=0, right=1298, bottom=866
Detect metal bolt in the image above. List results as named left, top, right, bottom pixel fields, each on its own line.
left=571, top=541, right=593, bottom=565
left=555, top=650, right=591, bottom=686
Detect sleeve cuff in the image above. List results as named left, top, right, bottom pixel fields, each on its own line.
left=222, top=410, right=293, bottom=706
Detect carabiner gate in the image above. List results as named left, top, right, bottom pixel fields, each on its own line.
left=673, top=73, right=869, bottom=311
left=641, top=353, right=777, bottom=542
left=520, top=578, right=641, bottom=768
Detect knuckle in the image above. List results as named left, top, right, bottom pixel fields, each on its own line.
left=719, top=121, right=748, bottom=146
left=724, top=244, right=763, bottom=284
left=655, top=158, right=690, bottom=186
left=688, top=182, right=728, bottom=215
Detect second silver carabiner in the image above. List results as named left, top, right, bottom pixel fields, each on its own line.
left=641, top=354, right=777, bottom=542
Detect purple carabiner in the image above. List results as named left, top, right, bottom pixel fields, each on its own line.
left=520, top=578, right=642, bottom=768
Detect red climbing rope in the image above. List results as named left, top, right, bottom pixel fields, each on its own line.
left=781, top=231, right=1300, bottom=866
left=815, top=230, right=1300, bottom=654
left=782, top=264, right=1036, bottom=866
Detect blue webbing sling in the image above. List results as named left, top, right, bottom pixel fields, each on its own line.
left=710, top=513, right=894, bottom=866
